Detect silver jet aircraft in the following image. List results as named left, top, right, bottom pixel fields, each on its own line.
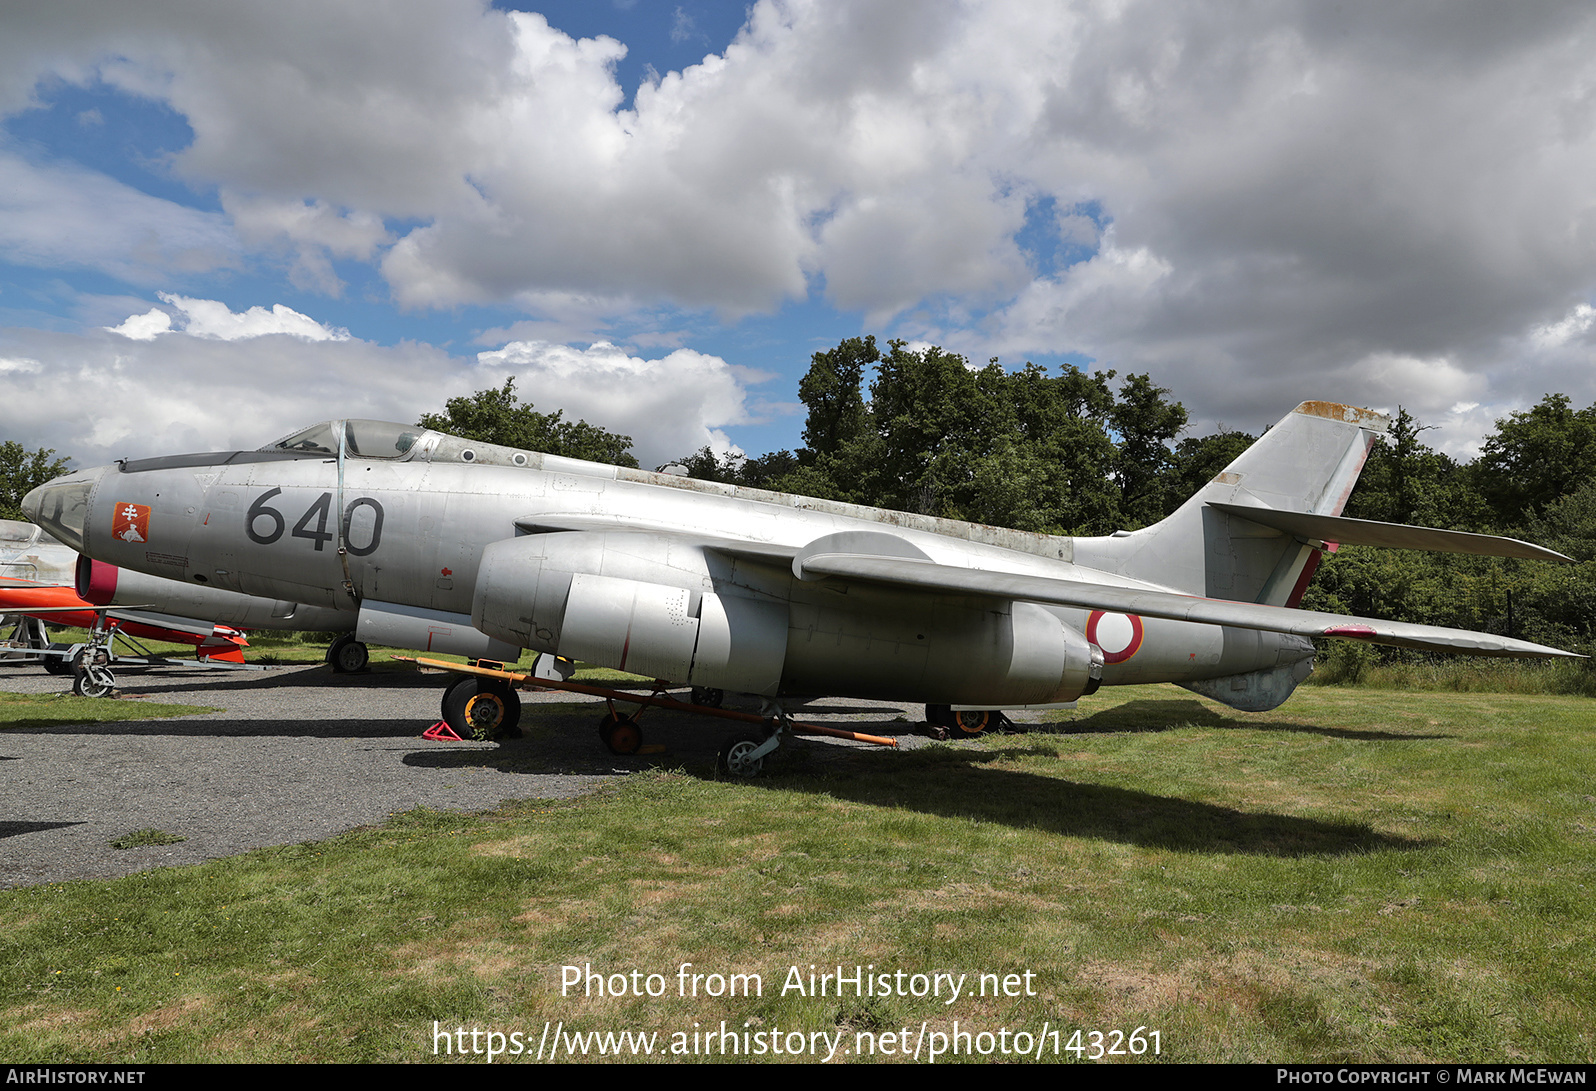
left=21, top=402, right=1575, bottom=765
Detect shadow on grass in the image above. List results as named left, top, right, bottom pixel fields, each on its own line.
left=1066, top=699, right=1450, bottom=742
left=727, top=746, right=1429, bottom=857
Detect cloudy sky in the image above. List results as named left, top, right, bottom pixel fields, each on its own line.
left=3, top=1, right=1596, bottom=471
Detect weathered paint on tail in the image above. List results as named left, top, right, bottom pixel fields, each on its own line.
left=1077, top=401, right=1389, bottom=604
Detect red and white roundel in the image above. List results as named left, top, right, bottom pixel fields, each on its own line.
left=1086, top=610, right=1144, bottom=663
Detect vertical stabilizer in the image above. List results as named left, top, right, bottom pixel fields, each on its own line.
left=1076, top=401, right=1389, bottom=603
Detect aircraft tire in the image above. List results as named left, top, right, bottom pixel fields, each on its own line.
left=72, top=664, right=116, bottom=699
left=597, top=712, right=642, bottom=755
left=951, top=709, right=993, bottom=736
left=442, top=678, right=521, bottom=740
left=440, top=675, right=472, bottom=717
left=689, top=687, right=724, bottom=709
left=717, top=732, right=765, bottom=778
left=327, top=634, right=369, bottom=673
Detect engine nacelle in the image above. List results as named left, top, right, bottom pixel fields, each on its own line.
left=472, top=532, right=789, bottom=694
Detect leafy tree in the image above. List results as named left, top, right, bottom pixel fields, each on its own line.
left=1109, top=373, right=1186, bottom=526
left=1345, top=407, right=1483, bottom=528
left=1169, top=429, right=1255, bottom=502
left=0, top=441, right=70, bottom=522
left=418, top=378, right=638, bottom=468
left=1474, top=394, right=1596, bottom=526
left=798, top=336, right=878, bottom=459
left=1001, top=361, right=1121, bottom=533
left=868, top=340, right=998, bottom=517
left=786, top=336, right=888, bottom=504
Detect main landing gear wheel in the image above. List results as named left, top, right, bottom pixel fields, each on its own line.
left=717, top=732, right=767, bottom=778
left=72, top=664, right=116, bottom=698
left=441, top=678, right=522, bottom=740
left=689, top=687, right=725, bottom=709
left=327, top=633, right=369, bottom=673
left=597, top=711, right=642, bottom=755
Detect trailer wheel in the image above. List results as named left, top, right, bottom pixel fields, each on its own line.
left=690, top=687, right=724, bottom=709
left=717, top=732, right=765, bottom=778
left=952, top=709, right=994, bottom=736
left=597, top=712, right=642, bottom=755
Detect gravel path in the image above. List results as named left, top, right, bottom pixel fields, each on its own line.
left=0, top=658, right=962, bottom=889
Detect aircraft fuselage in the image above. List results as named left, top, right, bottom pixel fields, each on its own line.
left=26, top=446, right=1308, bottom=706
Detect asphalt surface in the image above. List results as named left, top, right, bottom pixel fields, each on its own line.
left=0, top=656, right=959, bottom=889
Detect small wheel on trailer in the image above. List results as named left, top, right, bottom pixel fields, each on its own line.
left=442, top=678, right=522, bottom=740
left=951, top=709, right=994, bottom=736
left=596, top=711, right=642, bottom=755
left=690, top=687, right=724, bottom=709
left=326, top=633, right=369, bottom=673
left=717, top=731, right=767, bottom=778
left=42, top=643, right=73, bottom=676
left=72, top=664, right=116, bottom=698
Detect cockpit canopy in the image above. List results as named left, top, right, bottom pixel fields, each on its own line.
left=261, top=418, right=598, bottom=472
left=267, top=420, right=422, bottom=460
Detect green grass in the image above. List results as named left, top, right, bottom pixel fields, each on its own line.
left=0, top=690, right=218, bottom=729
left=1308, top=643, right=1596, bottom=695
left=109, top=830, right=187, bottom=850
left=1, top=683, right=1592, bottom=1063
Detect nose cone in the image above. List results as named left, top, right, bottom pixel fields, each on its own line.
left=22, top=465, right=109, bottom=553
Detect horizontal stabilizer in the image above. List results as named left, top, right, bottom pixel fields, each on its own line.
left=794, top=552, right=1579, bottom=659
left=1208, top=502, right=1572, bottom=562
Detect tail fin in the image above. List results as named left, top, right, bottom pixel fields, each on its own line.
left=1077, top=401, right=1389, bottom=603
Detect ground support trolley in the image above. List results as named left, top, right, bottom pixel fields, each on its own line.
left=400, top=654, right=898, bottom=776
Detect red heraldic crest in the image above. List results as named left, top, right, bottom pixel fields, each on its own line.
left=112, top=502, right=151, bottom=543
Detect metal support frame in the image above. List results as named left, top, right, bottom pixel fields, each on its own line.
left=399, top=654, right=900, bottom=757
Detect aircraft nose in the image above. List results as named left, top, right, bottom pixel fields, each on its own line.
left=22, top=464, right=110, bottom=553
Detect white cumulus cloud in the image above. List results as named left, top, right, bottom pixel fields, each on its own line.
left=1, top=321, right=757, bottom=471
left=6, top=1, right=1596, bottom=449
left=474, top=340, right=753, bottom=466
left=105, top=295, right=350, bottom=342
